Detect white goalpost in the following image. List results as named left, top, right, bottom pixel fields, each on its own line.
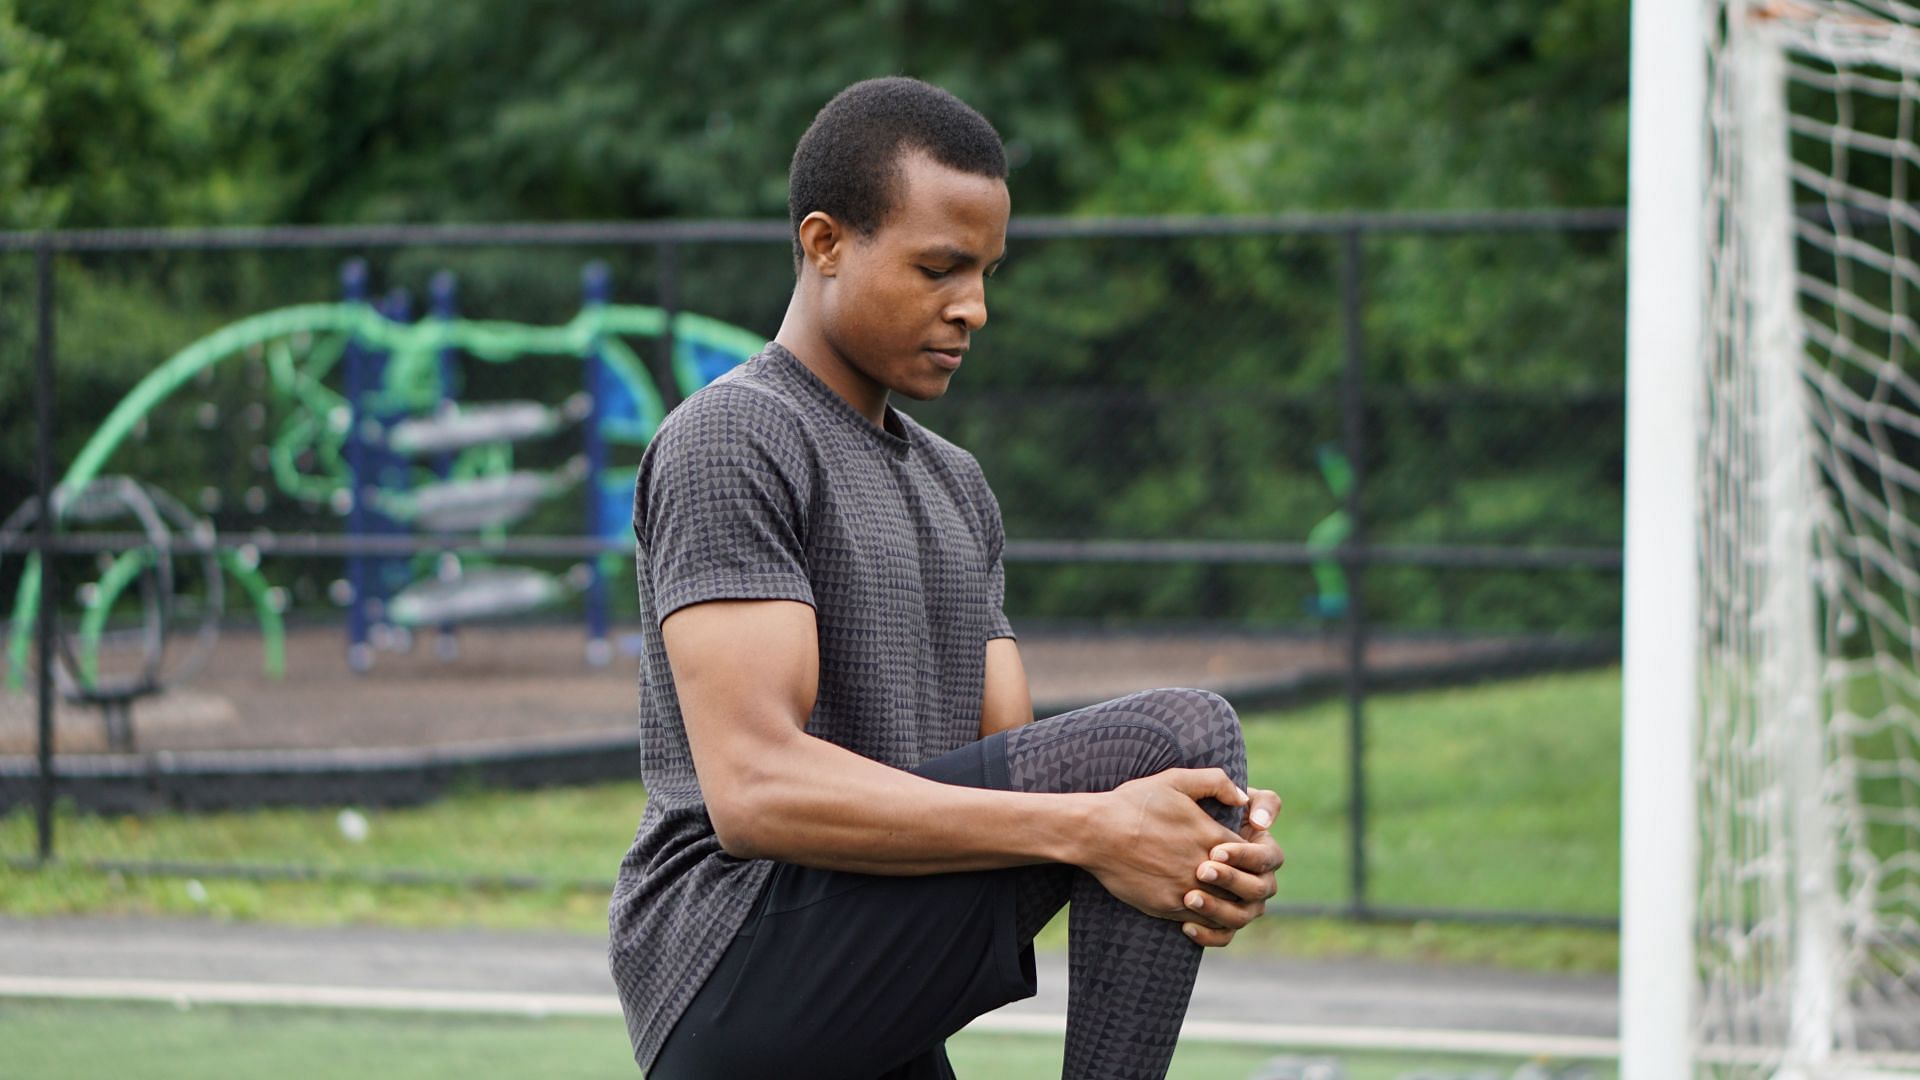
left=1622, top=0, right=1708, bottom=1075
left=1625, top=2, right=1920, bottom=1079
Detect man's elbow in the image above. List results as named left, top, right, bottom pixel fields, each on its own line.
left=705, top=781, right=774, bottom=860
left=692, top=721, right=810, bottom=860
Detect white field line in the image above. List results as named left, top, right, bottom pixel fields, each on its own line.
left=0, top=974, right=622, bottom=1018
left=970, top=1012, right=1620, bottom=1060
left=0, top=973, right=1625, bottom=1060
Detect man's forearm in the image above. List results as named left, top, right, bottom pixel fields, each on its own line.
left=708, top=725, right=1092, bottom=875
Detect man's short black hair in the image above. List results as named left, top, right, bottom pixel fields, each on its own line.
left=788, top=77, right=1007, bottom=272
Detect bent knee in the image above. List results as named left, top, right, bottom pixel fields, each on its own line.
left=1011, top=688, right=1247, bottom=794
left=1127, top=687, right=1244, bottom=772
left=1187, top=688, right=1240, bottom=728
left=1140, top=686, right=1241, bottom=735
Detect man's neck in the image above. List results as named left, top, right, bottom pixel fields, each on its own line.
left=774, top=299, right=889, bottom=427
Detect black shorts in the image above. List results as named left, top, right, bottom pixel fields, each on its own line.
left=647, top=733, right=1038, bottom=1079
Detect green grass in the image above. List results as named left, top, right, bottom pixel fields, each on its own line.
left=0, top=999, right=1617, bottom=1080
left=5, top=782, right=647, bottom=885
left=1, top=669, right=1623, bottom=972
left=1239, top=668, right=1621, bottom=916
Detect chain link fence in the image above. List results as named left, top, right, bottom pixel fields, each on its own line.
left=1, top=211, right=1626, bottom=924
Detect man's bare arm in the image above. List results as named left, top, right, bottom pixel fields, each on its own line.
left=978, top=637, right=1033, bottom=738
left=664, top=598, right=1253, bottom=928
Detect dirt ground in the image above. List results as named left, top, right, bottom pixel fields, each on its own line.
left=0, top=622, right=1539, bottom=757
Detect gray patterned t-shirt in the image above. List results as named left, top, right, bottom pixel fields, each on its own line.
left=608, top=342, right=1015, bottom=1069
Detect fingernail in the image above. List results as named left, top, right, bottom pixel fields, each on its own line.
left=1252, top=808, right=1273, bottom=829
left=1183, top=923, right=1199, bottom=939
left=1186, top=892, right=1205, bottom=910
left=1212, top=847, right=1229, bottom=862
left=1198, top=865, right=1217, bottom=883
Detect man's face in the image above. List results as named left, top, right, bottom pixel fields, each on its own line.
left=819, top=152, right=1010, bottom=402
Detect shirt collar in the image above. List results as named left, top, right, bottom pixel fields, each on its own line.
left=758, top=341, right=914, bottom=456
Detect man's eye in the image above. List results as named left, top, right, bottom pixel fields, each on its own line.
left=919, top=266, right=951, bottom=279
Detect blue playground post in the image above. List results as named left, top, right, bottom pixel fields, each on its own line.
left=582, top=262, right=613, bottom=667
left=343, top=266, right=416, bottom=673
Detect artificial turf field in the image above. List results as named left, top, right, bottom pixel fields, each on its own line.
left=0, top=998, right=1615, bottom=1079
left=2, top=670, right=1626, bottom=1074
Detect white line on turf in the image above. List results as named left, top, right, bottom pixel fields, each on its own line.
left=0, top=975, right=622, bottom=1018
left=0, top=974, right=1624, bottom=1060
left=969, top=1012, right=1619, bottom=1060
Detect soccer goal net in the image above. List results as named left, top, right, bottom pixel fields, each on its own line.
left=1629, top=1, right=1920, bottom=1077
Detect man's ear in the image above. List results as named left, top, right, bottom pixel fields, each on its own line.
left=797, top=211, right=845, bottom=277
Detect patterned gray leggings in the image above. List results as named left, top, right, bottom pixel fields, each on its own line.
left=1000, top=687, right=1249, bottom=1079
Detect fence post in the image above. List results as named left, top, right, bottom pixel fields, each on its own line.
left=655, top=241, right=682, bottom=410
left=1339, top=227, right=1371, bottom=917
left=33, top=238, right=57, bottom=863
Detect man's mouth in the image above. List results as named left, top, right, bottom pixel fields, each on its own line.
left=925, top=346, right=967, bottom=370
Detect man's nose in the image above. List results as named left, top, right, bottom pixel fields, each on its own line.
left=946, top=280, right=988, bottom=331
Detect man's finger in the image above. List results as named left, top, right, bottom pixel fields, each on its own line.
left=1164, top=767, right=1249, bottom=807
left=1182, top=887, right=1265, bottom=930
left=1246, top=788, right=1282, bottom=831
left=1196, top=859, right=1276, bottom=903
left=1182, top=922, right=1236, bottom=948
left=1163, top=901, right=1231, bottom=931
left=1208, top=838, right=1286, bottom=874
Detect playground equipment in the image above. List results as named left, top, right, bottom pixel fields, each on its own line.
left=329, top=260, right=757, bottom=670
left=0, top=477, right=276, bottom=750
left=1306, top=445, right=1354, bottom=619
left=4, top=261, right=765, bottom=724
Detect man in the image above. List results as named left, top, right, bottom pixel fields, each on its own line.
left=610, top=77, right=1284, bottom=1079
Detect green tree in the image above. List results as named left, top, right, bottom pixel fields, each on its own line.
left=3, top=0, right=1636, bottom=632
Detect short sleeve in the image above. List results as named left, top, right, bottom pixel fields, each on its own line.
left=973, top=461, right=1017, bottom=642
left=635, top=387, right=816, bottom=623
